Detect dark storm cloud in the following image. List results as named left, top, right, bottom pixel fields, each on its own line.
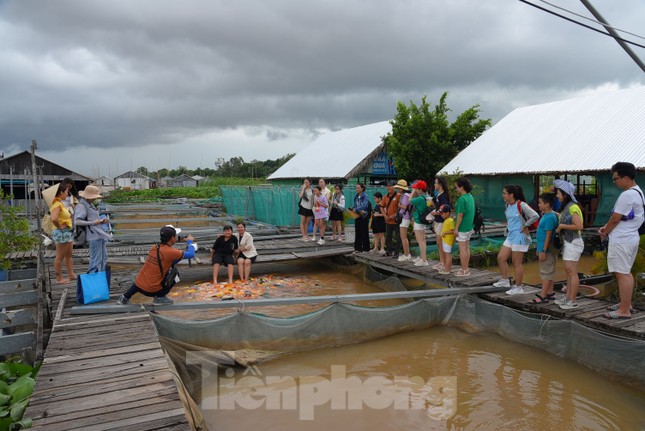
left=0, top=0, right=643, bottom=171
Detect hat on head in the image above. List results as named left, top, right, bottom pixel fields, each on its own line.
left=42, top=183, right=60, bottom=208
left=79, top=185, right=103, bottom=200
left=393, top=179, right=409, bottom=191
left=411, top=180, right=427, bottom=191
left=439, top=204, right=451, bottom=213
left=553, top=179, right=578, bottom=203
left=160, top=224, right=181, bottom=242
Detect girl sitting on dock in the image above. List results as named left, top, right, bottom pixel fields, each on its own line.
left=211, top=225, right=239, bottom=285
left=236, top=222, right=258, bottom=282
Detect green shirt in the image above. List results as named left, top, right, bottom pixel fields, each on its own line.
left=410, top=195, right=427, bottom=224
left=455, top=193, right=475, bottom=232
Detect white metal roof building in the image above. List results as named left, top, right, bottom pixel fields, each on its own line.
left=440, top=87, right=645, bottom=226
left=441, top=87, right=645, bottom=176
left=267, top=121, right=392, bottom=181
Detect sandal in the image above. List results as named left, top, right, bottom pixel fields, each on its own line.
left=606, top=303, right=636, bottom=312
left=529, top=294, right=550, bottom=304
left=545, top=292, right=556, bottom=300
left=454, top=270, right=471, bottom=277
left=602, top=311, right=631, bottom=320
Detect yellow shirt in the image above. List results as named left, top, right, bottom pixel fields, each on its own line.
left=441, top=217, right=456, bottom=246
left=50, top=198, right=72, bottom=229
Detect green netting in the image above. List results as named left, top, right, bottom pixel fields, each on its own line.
left=220, top=185, right=387, bottom=227
left=153, top=294, right=645, bottom=400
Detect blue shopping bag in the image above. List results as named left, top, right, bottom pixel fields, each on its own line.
left=76, top=270, right=111, bottom=304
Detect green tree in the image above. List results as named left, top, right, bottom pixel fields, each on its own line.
left=384, top=92, right=491, bottom=180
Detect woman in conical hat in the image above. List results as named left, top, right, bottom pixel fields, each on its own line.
left=49, top=183, right=76, bottom=284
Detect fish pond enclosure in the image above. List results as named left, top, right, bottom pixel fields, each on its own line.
left=4, top=200, right=645, bottom=430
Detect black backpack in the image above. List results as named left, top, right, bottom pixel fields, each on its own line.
left=420, top=206, right=433, bottom=225
left=473, top=206, right=485, bottom=235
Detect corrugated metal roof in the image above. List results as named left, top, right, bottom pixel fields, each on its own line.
left=440, top=87, right=645, bottom=175
left=268, top=121, right=392, bottom=180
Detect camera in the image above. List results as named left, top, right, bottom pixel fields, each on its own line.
left=178, top=235, right=184, bottom=241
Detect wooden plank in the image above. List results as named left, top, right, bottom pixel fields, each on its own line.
left=43, top=341, right=162, bottom=364
left=0, top=290, right=38, bottom=307
left=0, top=309, right=34, bottom=329
left=0, top=332, right=35, bottom=355
left=29, top=372, right=175, bottom=405
left=0, top=278, right=37, bottom=293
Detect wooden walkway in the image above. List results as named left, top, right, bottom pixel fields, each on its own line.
left=24, top=267, right=199, bottom=431
left=353, top=252, right=500, bottom=287
left=354, top=252, right=645, bottom=340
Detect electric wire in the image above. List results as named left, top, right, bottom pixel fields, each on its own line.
left=518, top=0, right=645, bottom=50
left=537, top=0, right=645, bottom=41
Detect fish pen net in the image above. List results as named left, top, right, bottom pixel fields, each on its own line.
left=153, top=294, right=645, bottom=408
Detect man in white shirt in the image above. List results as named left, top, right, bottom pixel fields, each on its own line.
left=599, top=162, right=644, bottom=319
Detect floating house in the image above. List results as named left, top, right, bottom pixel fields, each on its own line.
left=170, top=174, right=198, bottom=188
left=222, top=121, right=395, bottom=226
left=114, top=171, right=155, bottom=190
left=440, top=87, right=645, bottom=226
left=0, top=150, right=91, bottom=209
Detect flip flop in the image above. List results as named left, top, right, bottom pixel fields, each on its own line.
left=454, top=270, right=471, bottom=277
left=606, top=304, right=637, bottom=312
left=602, top=311, right=631, bottom=320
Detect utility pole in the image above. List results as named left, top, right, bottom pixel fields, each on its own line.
left=579, top=0, right=645, bottom=74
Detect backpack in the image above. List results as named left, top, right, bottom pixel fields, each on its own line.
left=516, top=201, right=540, bottom=231
left=420, top=205, right=433, bottom=225
left=473, top=206, right=485, bottom=235
left=632, top=188, right=645, bottom=235
left=74, top=224, right=87, bottom=246
left=365, top=200, right=372, bottom=218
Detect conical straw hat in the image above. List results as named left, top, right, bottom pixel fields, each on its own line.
left=42, top=183, right=60, bottom=208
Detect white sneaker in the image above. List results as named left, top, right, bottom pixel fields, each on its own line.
left=554, top=297, right=567, bottom=305
left=397, top=254, right=411, bottom=262
left=493, top=278, right=511, bottom=288
left=317, top=239, right=325, bottom=245
left=559, top=299, right=579, bottom=310
left=378, top=250, right=386, bottom=256
left=369, top=249, right=378, bottom=254
left=413, top=256, right=422, bottom=263
left=311, top=236, right=318, bottom=241
left=414, top=260, right=429, bottom=266
left=505, top=285, right=525, bottom=295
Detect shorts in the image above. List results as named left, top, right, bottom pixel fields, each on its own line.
left=442, top=242, right=453, bottom=253
left=238, top=253, right=257, bottom=263
left=399, top=218, right=411, bottom=229
left=212, top=254, right=235, bottom=266
left=607, top=242, right=638, bottom=274
left=562, top=237, right=584, bottom=262
left=413, top=222, right=425, bottom=231
left=298, top=205, right=313, bottom=217
left=329, top=207, right=344, bottom=221
left=372, top=217, right=386, bottom=234
left=456, top=230, right=473, bottom=242
left=503, top=238, right=530, bottom=253
left=539, top=251, right=556, bottom=280
left=52, top=227, right=74, bottom=244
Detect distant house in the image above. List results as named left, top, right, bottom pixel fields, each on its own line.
left=91, top=176, right=115, bottom=194
left=171, top=174, right=198, bottom=188
left=191, top=175, right=205, bottom=186
left=0, top=150, right=91, bottom=207
left=159, top=176, right=173, bottom=188
left=114, top=171, right=154, bottom=190
left=440, top=87, right=645, bottom=226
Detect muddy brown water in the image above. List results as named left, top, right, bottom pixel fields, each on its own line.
left=157, top=263, right=644, bottom=430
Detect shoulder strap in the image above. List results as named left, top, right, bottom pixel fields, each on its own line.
left=631, top=187, right=645, bottom=205
left=156, top=244, right=165, bottom=278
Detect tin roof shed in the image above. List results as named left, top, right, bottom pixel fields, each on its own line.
left=440, top=87, right=645, bottom=176
left=268, top=121, right=392, bottom=180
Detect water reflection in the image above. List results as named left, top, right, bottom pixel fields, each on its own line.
left=201, top=327, right=645, bottom=430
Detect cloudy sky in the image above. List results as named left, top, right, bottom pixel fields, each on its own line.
left=1, top=0, right=644, bottom=178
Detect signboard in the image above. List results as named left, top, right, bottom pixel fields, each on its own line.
left=371, top=151, right=396, bottom=175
